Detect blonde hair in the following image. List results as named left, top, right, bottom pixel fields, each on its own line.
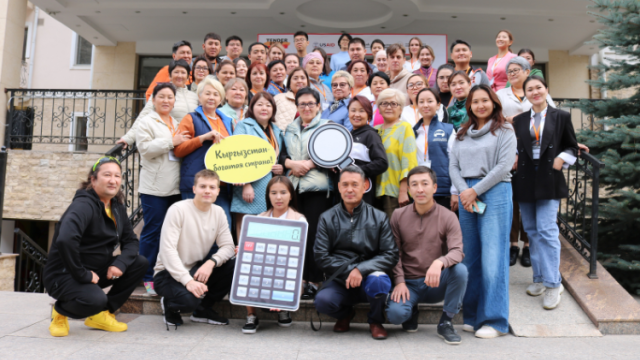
left=224, top=78, right=249, bottom=105
left=331, top=71, right=354, bottom=88
left=197, top=77, right=225, bottom=100
left=376, top=88, right=406, bottom=108
left=268, top=43, right=286, bottom=60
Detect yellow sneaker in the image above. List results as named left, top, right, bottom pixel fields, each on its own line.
left=49, top=307, right=69, bottom=337
left=84, top=311, right=128, bottom=332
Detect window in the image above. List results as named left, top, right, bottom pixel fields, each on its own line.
left=22, top=27, right=29, bottom=61
left=71, top=33, right=93, bottom=68
left=69, top=113, right=88, bottom=152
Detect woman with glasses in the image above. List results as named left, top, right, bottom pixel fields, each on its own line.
left=375, top=88, right=418, bottom=219
left=303, top=52, right=333, bottom=110
left=404, top=37, right=423, bottom=72
left=274, top=67, right=310, bottom=131
left=266, top=60, right=287, bottom=96
left=330, top=33, right=352, bottom=72
left=506, top=49, right=543, bottom=88
left=135, top=83, right=190, bottom=295
left=215, top=60, right=237, bottom=88
left=322, top=71, right=354, bottom=130
left=413, top=45, right=437, bottom=88
left=400, top=73, right=428, bottom=126
left=190, top=55, right=215, bottom=95
left=219, top=78, right=249, bottom=130
left=347, top=60, right=374, bottom=101
left=447, top=71, right=473, bottom=131
left=368, top=71, right=391, bottom=127
left=281, top=87, right=333, bottom=300
left=436, top=64, right=455, bottom=108
left=313, top=47, right=335, bottom=89
left=233, top=57, right=250, bottom=80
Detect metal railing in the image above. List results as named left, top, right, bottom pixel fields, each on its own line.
left=106, top=143, right=143, bottom=228
left=14, top=228, right=47, bottom=293
left=5, top=88, right=145, bottom=150
left=554, top=98, right=604, bottom=132
left=557, top=151, right=606, bottom=279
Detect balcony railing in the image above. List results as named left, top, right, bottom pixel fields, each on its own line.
left=555, top=98, right=604, bottom=132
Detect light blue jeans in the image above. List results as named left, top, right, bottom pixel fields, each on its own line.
left=459, top=179, right=512, bottom=334
left=518, top=199, right=562, bottom=288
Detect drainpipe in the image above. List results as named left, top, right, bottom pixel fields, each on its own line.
left=27, top=7, right=39, bottom=88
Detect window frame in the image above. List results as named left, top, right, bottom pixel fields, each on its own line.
left=70, top=32, right=93, bottom=70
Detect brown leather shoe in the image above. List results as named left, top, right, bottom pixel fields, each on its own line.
left=370, top=323, right=388, bottom=340
left=333, top=309, right=355, bottom=332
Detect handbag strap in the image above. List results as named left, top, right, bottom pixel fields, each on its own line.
left=310, top=256, right=359, bottom=332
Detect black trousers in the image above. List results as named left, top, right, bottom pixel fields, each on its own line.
left=297, top=190, right=333, bottom=283
left=154, top=259, right=235, bottom=313
left=47, top=255, right=148, bottom=319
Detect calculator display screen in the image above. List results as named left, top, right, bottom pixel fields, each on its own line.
left=246, top=222, right=302, bottom=243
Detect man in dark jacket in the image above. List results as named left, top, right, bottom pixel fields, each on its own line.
left=314, top=166, right=398, bottom=340
left=44, top=157, right=147, bottom=337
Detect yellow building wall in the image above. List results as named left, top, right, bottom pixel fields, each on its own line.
left=91, top=42, right=137, bottom=90
left=547, top=50, right=590, bottom=99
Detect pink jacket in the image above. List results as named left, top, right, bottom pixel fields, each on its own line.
left=487, top=52, right=517, bottom=92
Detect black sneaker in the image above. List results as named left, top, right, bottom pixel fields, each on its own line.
left=301, top=283, right=318, bottom=300
left=521, top=247, right=532, bottom=267
left=277, top=311, right=292, bottom=327
left=242, top=314, right=259, bottom=334
left=161, top=297, right=183, bottom=330
left=402, top=306, right=419, bottom=332
left=190, top=307, right=229, bottom=325
left=437, top=320, right=461, bottom=345
left=509, top=246, right=519, bottom=266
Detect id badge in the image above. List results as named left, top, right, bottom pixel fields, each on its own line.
left=532, top=146, right=540, bottom=160
left=322, top=102, right=329, bottom=111
left=168, top=150, right=180, bottom=162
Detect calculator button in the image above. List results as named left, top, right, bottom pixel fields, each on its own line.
left=288, top=258, right=299, bottom=267
left=277, top=256, right=287, bottom=266
left=267, top=244, right=277, bottom=254
left=272, top=291, right=294, bottom=302
left=290, top=246, right=300, bottom=256
left=273, top=279, right=284, bottom=289
left=263, top=267, right=274, bottom=276
left=255, top=243, right=266, bottom=252
left=250, top=277, right=261, bottom=286
left=240, top=264, right=251, bottom=274
left=238, top=275, right=249, bottom=285
left=253, top=254, right=264, bottom=263
left=265, top=255, right=276, bottom=264
left=236, top=287, right=247, bottom=297
left=285, top=280, right=296, bottom=291
left=275, top=268, right=286, bottom=277
left=252, top=265, right=262, bottom=275
left=286, top=269, right=297, bottom=279
left=244, top=242, right=255, bottom=251
left=242, top=252, right=253, bottom=262
left=249, top=288, right=259, bottom=297
left=278, top=245, right=289, bottom=255
left=262, top=278, right=272, bottom=287
left=260, top=289, right=271, bottom=299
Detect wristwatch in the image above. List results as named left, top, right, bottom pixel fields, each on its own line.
left=210, top=258, right=218, bottom=268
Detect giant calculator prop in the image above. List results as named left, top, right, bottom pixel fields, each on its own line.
left=229, top=216, right=308, bottom=311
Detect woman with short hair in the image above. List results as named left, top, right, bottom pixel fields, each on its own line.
left=368, top=71, right=391, bottom=127
left=190, top=55, right=215, bottom=95
left=404, top=37, right=423, bottom=72
left=506, top=49, right=543, bottom=88
left=233, top=57, right=250, bottom=80
left=274, top=67, right=309, bottom=131
left=347, top=59, right=374, bottom=101
left=246, top=62, right=269, bottom=103
left=413, top=45, right=437, bottom=88
left=215, top=60, right=237, bottom=88
left=400, top=73, right=428, bottom=126
left=447, top=71, right=473, bottom=131
left=321, top=70, right=354, bottom=130
left=266, top=60, right=287, bottom=96
left=303, top=52, right=333, bottom=108
left=219, top=77, right=249, bottom=129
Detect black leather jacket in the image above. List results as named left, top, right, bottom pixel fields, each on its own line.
left=314, top=201, right=399, bottom=284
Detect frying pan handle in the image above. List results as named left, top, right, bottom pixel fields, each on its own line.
left=338, top=157, right=354, bottom=170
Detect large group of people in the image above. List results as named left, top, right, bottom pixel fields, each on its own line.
left=45, top=30, right=586, bottom=344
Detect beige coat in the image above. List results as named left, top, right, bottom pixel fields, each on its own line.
left=274, top=91, right=297, bottom=132
left=389, top=69, right=412, bottom=99
left=135, top=111, right=181, bottom=197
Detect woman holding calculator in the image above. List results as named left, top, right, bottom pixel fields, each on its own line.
left=242, top=176, right=306, bottom=334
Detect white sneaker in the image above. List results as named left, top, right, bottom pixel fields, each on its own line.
left=475, top=325, right=507, bottom=339
left=462, top=324, right=474, bottom=333
left=543, top=284, right=564, bottom=310
left=526, top=283, right=546, bottom=297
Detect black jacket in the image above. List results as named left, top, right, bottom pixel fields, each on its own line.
left=314, top=201, right=398, bottom=283
left=351, top=125, right=388, bottom=180
left=512, top=106, right=578, bottom=202
left=44, top=189, right=140, bottom=285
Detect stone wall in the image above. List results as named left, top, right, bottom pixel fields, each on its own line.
left=0, top=254, right=17, bottom=291
left=3, top=150, right=102, bottom=221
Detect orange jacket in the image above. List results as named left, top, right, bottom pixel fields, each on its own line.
left=145, top=65, right=193, bottom=101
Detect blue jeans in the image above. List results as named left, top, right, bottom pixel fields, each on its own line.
left=181, top=185, right=232, bottom=230
left=459, top=179, right=512, bottom=333
left=315, top=275, right=391, bottom=324
left=519, top=199, right=561, bottom=288
left=386, top=264, right=468, bottom=324
left=139, top=193, right=181, bottom=282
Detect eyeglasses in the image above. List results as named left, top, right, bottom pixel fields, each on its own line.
left=92, top=156, right=121, bottom=172
left=379, top=102, right=400, bottom=108
left=507, top=68, right=522, bottom=76
left=332, top=82, right=349, bottom=88
left=195, top=66, right=209, bottom=72
left=298, top=102, right=318, bottom=108
left=407, top=82, right=425, bottom=89
left=437, top=76, right=450, bottom=81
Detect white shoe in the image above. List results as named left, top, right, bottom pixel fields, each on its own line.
left=526, top=283, right=546, bottom=297
left=462, top=324, right=474, bottom=333
left=475, top=325, right=507, bottom=339
left=543, top=284, right=564, bottom=310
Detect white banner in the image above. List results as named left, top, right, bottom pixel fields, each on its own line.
left=258, top=33, right=449, bottom=68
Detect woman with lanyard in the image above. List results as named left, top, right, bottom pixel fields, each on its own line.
left=375, top=88, right=418, bottom=219
left=400, top=73, right=427, bottom=126
left=321, top=71, right=354, bottom=130
left=215, top=60, right=237, bottom=88
left=413, top=45, right=437, bottom=88
left=368, top=71, right=391, bottom=128
left=412, top=88, right=457, bottom=211
left=447, top=71, right=473, bottom=131
left=303, top=52, right=334, bottom=111
left=233, top=57, right=250, bottom=80
left=190, top=55, right=215, bottom=95
left=347, top=60, right=374, bottom=101
left=246, top=62, right=269, bottom=103
left=404, top=37, right=423, bottom=72
left=506, top=49, right=543, bottom=88
left=266, top=60, right=287, bottom=96
left=242, top=175, right=306, bottom=334
left=487, top=30, right=517, bottom=92
left=135, top=83, right=189, bottom=296
left=512, top=75, right=578, bottom=310
left=268, top=42, right=286, bottom=62
left=348, top=95, right=388, bottom=205
left=118, top=60, right=198, bottom=149
left=231, top=91, right=285, bottom=243
left=274, top=67, right=309, bottom=132
left=313, top=47, right=335, bottom=88
left=280, top=87, right=333, bottom=300
left=173, top=77, right=234, bottom=227
left=219, top=77, right=249, bottom=130
left=449, top=84, right=516, bottom=339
